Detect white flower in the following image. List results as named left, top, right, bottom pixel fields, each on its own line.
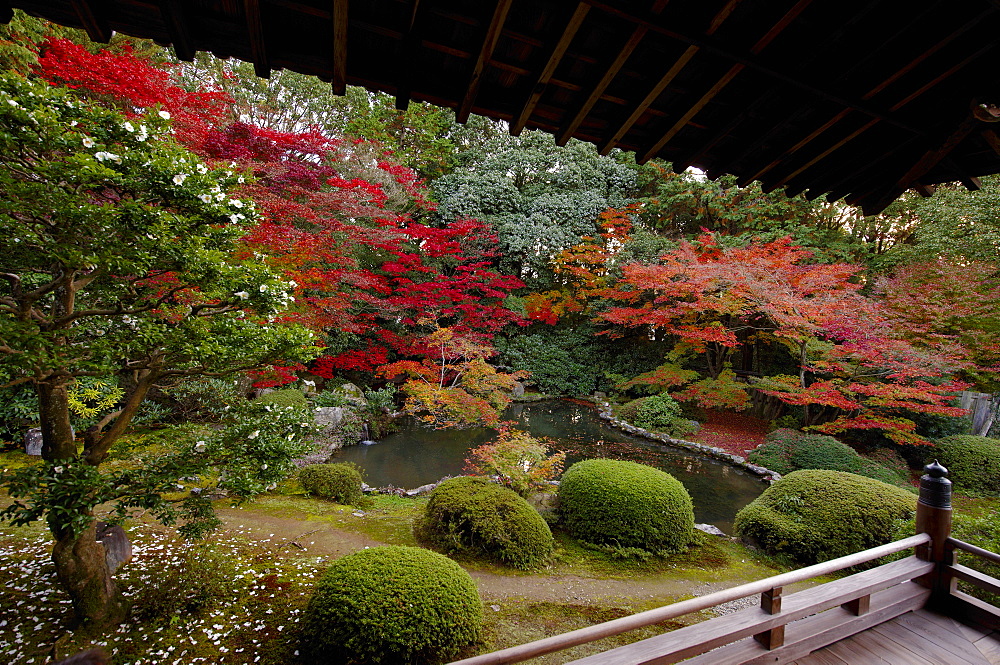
left=194, top=441, right=207, bottom=453
left=234, top=291, right=249, bottom=300
left=259, top=284, right=268, bottom=293
left=248, top=430, right=260, bottom=440
left=261, top=463, right=268, bottom=470
left=237, top=176, right=245, bottom=183
left=215, top=193, right=226, bottom=201
left=82, top=137, right=95, bottom=148
left=303, top=379, right=315, bottom=386
left=53, top=466, right=64, bottom=474
left=229, top=199, right=244, bottom=208
left=7, top=99, right=18, bottom=107
left=172, top=174, right=187, bottom=185
left=94, top=151, right=121, bottom=164
left=70, top=120, right=78, bottom=126
left=158, top=110, right=171, bottom=119
left=123, top=121, right=134, bottom=132
left=229, top=214, right=240, bottom=224
left=196, top=164, right=208, bottom=174
left=198, top=194, right=212, bottom=203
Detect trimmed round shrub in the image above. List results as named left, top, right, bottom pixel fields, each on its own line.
left=558, top=459, right=694, bottom=555
left=734, top=469, right=916, bottom=565
left=299, top=463, right=364, bottom=505
left=619, top=394, right=696, bottom=438
left=254, top=388, right=309, bottom=410
left=300, top=546, right=482, bottom=664
left=415, top=477, right=553, bottom=570
left=748, top=429, right=906, bottom=485
left=934, top=435, right=1000, bottom=494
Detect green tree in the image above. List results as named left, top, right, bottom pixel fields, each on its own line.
left=0, top=74, right=317, bottom=626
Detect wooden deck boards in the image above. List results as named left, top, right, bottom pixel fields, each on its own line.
left=790, top=609, right=1000, bottom=665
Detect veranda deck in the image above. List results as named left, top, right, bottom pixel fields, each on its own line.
left=793, top=607, right=1000, bottom=665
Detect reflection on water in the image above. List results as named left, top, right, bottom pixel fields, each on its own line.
left=332, top=400, right=765, bottom=532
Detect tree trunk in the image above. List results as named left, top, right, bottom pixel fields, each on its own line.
left=50, top=518, right=128, bottom=629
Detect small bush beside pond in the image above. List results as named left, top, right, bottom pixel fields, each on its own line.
left=558, top=459, right=694, bottom=556
left=748, top=429, right=906, bottom=485
left=254, top=388, right=309, bottom=410
left=734, top=469, right=916, bottom=565
left=618, top=395, right=697, bottom=438
left=415, top=476, right=553, bottom=570
left=299, top=463, right=365, bottom=505
left=300, top=545, right=482, bottom=665
left=933, top=435, right=1000, bottom=495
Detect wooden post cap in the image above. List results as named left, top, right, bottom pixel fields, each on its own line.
left=918, top=460, right=951, bottom=509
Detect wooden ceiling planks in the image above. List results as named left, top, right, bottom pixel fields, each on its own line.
left=7, top=0, right=1000, bottom=213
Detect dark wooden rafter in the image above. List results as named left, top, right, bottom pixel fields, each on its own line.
left=243, top=0, right=269, bottom=78
left=767, top=39, right=998, bottom=199
left=671, top=0, right=880, bottom=172
left=584, top=0, right=921, bottom=137
left=554, top=0, right=668, bottom=147
left=456, top=0, right=514, bottom=123
left=70, top=0, right=111, bottom=43
left=638, top=0, right=813, bottom=164
left=512, top=2, right=589, bottom=135
left=394, top=0, right=422, bottom=109
left=331, top=0, right=348, bottom=95
left=597, top=0, right=742, bottom=155
left=756, top=13, right=995, bottom=191
left=981, top=128, right=1000, bottom=156
left=158, top=1, right=194, bottom=61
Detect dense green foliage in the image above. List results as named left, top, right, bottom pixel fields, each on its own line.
left=558, top=459, right=694, bottom=556
left=933, top=436, right=1000, bottom=495
left=748, top=429, right=906, bottom=484
left=254, top=389, right=309, bottom=411
left=415, top=476, right=553, bottom=570
left=734, top=470, right=916, bottom=565
left=625, top=393, right=697, bottom=438
left=298, top=463, right=366, bottom=505
left=300, top=546, right=482, bottom=664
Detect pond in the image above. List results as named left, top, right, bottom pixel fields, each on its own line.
left=332, top=400, right=765, bottom=533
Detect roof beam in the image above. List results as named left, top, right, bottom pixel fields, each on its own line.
left=739, top=10, right=992, bottom=189
left=456, top=0, right=514, bottom=123
left=598, top=0, right=741, bottom=156
left=395, top=0, right=422, bottom=109
left=512, top=2, right=589, bottom=136
left=894, top=115, right=977, bottom=191
left=331, top=0, right=348, bottom=95
left=671, top=0, right=880, bottom=172
left=243, top=0, right=269, bottom=78
left=71, top=0, right=111, bottom=43
left=583, top=0, right=920, bottom=137
left=554, top=0, right=668, bottom=147
left=159, top=1, right=194, bottom=61
left=638, top=0, right=813, bottom=164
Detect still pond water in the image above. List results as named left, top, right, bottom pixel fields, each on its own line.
left=333, top=400, right=765, bottom=532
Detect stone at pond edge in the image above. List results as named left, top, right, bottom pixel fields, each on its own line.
left=695, top=523, right=728, bottom=537
left=96, top=522, right=132, bottom=574
left=512, top=381, right=525, bottom=398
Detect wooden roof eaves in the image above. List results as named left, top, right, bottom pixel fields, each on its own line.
left=158, top=0, right=194, bottom=62
left=331, top=0, right=348, bottom=95
left=243, top=0, right=269, bottom=79
left=70, top=0, right=111, bottom=43
left=456, top=0, right=514, bottom=123
left=394, top=0, right=425, bottom=110
left=636, top=0, right=814, bottom=164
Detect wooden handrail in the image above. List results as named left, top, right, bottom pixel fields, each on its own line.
left=948, top=537, right=1000, bottom=565
left=448, top=533, right=930, bottom=665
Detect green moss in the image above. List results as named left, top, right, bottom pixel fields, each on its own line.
left=300, top=546, right=483, bottom=665
left=254, top=389, right=309, bottom=410
left=734, top=469, right=916, bottom=565
left=558, top=459, right=695, bottom=556
left=298, top=463, right=365, bottom=506
left=933, top=435, right=1000, bottom=495
left=415, top=477, right=554, bottom=570
left=748, top=429, right=906, bottom=485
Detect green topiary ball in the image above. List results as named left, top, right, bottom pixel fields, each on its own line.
left=558, top=459, right=695, bottom=555
left=748, top=429, right=905, bottom=485
left=254, top=388, right=309, bottom=410
left=300, top=546, right=483, bottom=664
left=415, top=477, right=553, bottom=570
left=734, top=469, right=916, bottom=565
left=299, top=463, right=365, bottom=505
left=933, top=435, right=1000, bottom=495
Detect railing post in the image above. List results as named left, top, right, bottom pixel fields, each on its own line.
left=753, top=586, right=784, bottom=649
left=915, top=460, right=955, bottom=607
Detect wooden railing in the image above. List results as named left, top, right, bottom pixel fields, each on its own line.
left=449, top=461, right=1000, bottom=665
